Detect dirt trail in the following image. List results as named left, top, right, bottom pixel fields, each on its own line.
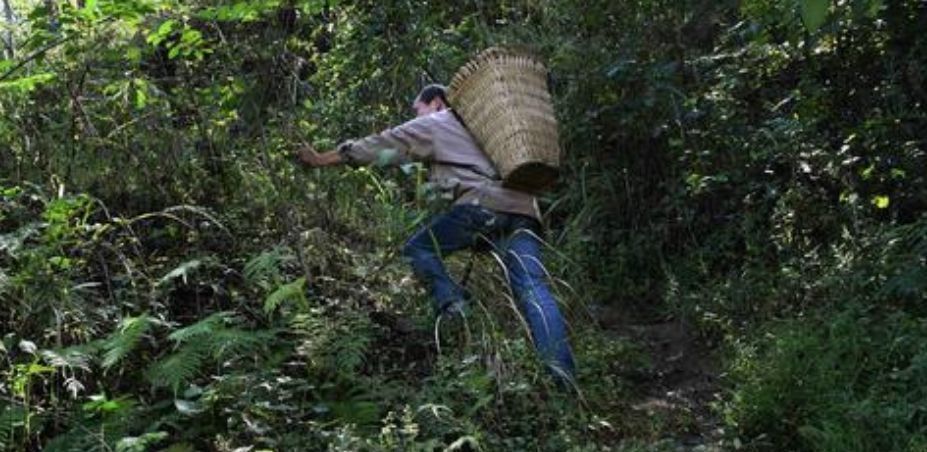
left=596, top=306, right=724, bottom=450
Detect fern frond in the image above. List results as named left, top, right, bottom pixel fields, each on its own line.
left=330, top=326, right=371, bottom=374
left=150, top=313, right=278, bottom=392
left=289, top=312, right=324, bottom=332
left=42, top=343, right=97, bottom=371
left=264, top=277, right=307, bottom=315
left=243, top=246, right=294, bottom=288
left=211, top=328, right=277, bottom=359
left=147, top=343, right=208, bottom=392
left=293, top=310, right=371, bottom=374
left=102, top=314, right=152, bottom=369
left=167, top=311, right=235, bottom=343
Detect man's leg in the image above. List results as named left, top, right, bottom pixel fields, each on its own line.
left=500, top=223, right=576, bottom=383
left=402, top=204, right=496, bottom=314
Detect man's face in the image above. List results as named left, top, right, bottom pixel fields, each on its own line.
left=412, top=98, right=443, bottom=117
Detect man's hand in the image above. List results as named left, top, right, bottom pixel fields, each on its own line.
left=296, top=145, right=344, bottom=167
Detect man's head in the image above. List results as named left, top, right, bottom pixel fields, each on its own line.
left=413, top=84, right=448, bottom=117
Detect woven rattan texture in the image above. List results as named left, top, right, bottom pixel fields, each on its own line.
left=448, top=47, right=561, bottom=191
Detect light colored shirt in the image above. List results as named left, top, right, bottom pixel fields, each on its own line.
left=338, top=110, right=541, bottom=220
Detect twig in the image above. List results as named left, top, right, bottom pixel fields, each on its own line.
left=0, top=15, right=119, bottom=82
left=0, top=36, right=72, bottom=82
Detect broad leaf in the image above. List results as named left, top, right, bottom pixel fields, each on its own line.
left=800, top=0, right=830, bottom=32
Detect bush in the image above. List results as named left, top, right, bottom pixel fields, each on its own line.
left=726, top=304, right=927, bottom=451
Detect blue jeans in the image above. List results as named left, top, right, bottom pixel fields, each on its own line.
left=402, top=204, right=576, bottom=382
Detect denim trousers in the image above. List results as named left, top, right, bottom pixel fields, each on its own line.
left=401, top=203, right=576, bottom=381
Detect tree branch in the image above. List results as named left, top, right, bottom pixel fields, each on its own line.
left=0, top=35, right=73, bottom=82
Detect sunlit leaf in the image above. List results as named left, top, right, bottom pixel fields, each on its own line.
left=157, top=19, right=177, bottom=37
left=18, top=340, right=37, bottom=354
left=135, top=87, right=148, bottom=109
left=174, top=399, right=204, bottom=415
left=872, top=195, right=890, bottom=209
left=0, top=73, right=57, bottom=93
left=147, top=19, right=177, bottom=46
left=158, top=259, right=202, bottom=286
left=800, top=0, right=830, bottom=32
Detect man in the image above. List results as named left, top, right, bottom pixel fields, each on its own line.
left=297, top=84, right=575, bottom=384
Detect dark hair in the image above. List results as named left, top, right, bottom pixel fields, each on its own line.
left=416, top=84, right=449, bottom=105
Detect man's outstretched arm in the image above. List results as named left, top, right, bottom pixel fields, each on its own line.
left=297, top=146, right=344, bottom=167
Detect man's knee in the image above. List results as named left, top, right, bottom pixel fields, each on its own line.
left=402, top=235, right=432, bottom=265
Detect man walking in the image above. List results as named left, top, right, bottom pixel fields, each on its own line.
left=297, top=85, right=575, bottom=384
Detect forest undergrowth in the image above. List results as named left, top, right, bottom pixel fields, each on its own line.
left=2, top=0, right=927, bottom=451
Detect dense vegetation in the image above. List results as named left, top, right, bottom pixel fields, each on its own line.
left=1, top=0, right=926, bottom=450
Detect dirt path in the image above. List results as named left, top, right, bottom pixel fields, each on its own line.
left=596, top=306, right=724, bottom=450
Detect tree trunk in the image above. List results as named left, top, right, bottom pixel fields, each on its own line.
left=2, top=0, right=13, bottom=59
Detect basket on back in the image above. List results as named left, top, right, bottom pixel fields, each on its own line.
left=448, top=47, right=561, bottom=193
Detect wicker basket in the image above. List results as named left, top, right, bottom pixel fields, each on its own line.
left=448, top=47, right=561, bottom=193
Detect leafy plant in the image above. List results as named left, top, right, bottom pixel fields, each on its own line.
left=148, top=312, right=276, bottom=393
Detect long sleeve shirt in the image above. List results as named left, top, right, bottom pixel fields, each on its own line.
left=338, top=110, right=541, bottom=220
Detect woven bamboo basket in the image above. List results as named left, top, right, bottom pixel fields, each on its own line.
left=448, top=47, right=561, bottom=192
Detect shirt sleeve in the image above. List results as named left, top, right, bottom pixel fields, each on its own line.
left=338, top=115, right=437, bottom=167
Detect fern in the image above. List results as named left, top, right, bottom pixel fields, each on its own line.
left=291, top=309, right=371, bottom=375
left=210, top=328, right=277, bottom=358
left=243, top=246, right=294, bottom=289
left=329, top=314, right=372, bottom=374
left=147, top=345, right=207, bottom=393
left=148, top=313, right=276, bottom=392
left=102, top=314, right=152, bottom=369
left=264, top=277, right=307, bottom=315
left=243, top=248, right=308, bottom=316
left=41, top=343, right=97, bottom=371
left=167, top=311, right=234, bottom=343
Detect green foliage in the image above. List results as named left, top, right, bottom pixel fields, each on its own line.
left=102, top=314, right=152, bottom=369
left=0, top=72, right=56, bottom=93
left=2, top=0, right=926, bottom=449
left=800, top=0, right=831, bottom=32
left=116, top=431, right=170, bottom=452
left=263, top=277, right=307, bottom=315
left=291, top=308, right=372, bottom=376
left=726, top=305, right=927, bottom=451
left=148, top=312, right=275, bottom=392
left=243, top=246, right=294, bottom=289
